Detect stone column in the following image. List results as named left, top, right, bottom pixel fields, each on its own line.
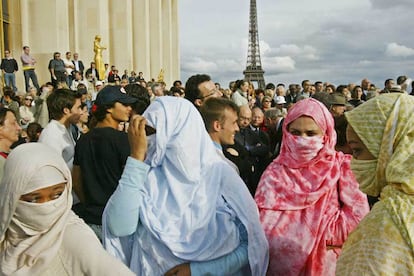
left=149, top=0, right=162, bottom=82
left=132, top=0, right=151, bottom=80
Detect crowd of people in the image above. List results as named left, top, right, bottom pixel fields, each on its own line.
left=1, top=45, right=414, bottom=275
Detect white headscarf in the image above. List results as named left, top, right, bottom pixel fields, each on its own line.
left=0, top=143, right=72, bottom=275
left=105, top=97, right=268, bottom=275
left=1, top=143, right=136, bottom=276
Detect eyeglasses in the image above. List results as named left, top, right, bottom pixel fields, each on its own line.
left=145, top=124, right=156, bottom=136
left=200, top=89, right=221, bottom=99
left=25, top=98, right=33, bottom=101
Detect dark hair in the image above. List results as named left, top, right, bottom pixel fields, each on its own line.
left=265, top=83, right=275, bottom=90
left=334, top=115, right=348, bottom=147
left=326, top=84, right=336, bottom=92
left=199, top=97, right=239, bottom=132
left=0, top=107, right=16, bottom=126
left=184, top=74, right=211, bottom=104
left=173, top=80, right=182, bottom=87
left=397, top=75, right=407, bottom=85
left=53, top=52, right=60, bottom=59
left=91, top=103, right=114, bottom=123
left=236, top=79, right=248, bottom=90
left=336, top=85, right=347, bottom=94
left=170, top=86, right=184, bottom=96
left=47, top=89, right=82, bottom=120
left=124, top=83, right=150, bottom=115
left=26, top=122, right=43, bottom=142
left=384, top=78, right=394, bottom=86
left=351, top=85, right=362, bottom=99
left=3, top=86, right=14, bottom=98
left=301, top=80, right=310, bottom=87
left=255, top=88, right=265, bottom=96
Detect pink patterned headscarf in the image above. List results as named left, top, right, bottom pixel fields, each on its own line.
left=255, top=98, right=369, bottom=275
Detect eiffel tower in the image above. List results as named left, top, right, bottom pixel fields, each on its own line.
left=243, top=0, right=266, bottom=89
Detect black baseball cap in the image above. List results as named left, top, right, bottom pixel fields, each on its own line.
left=95, top=85, right=137, bottom=106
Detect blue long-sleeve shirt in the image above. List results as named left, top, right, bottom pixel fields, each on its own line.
left=105, top=157, right=249, bottom=275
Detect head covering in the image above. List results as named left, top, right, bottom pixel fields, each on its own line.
left=0, top=144, right=133, bottom=275
left=345, top=93, right=414, bottom=195
left=255, top=98, right=369, bottom=275
left=329, top=93, right=346, bottom=106
left=337, top=93, right=414, bottom=275
left=105, top=97, right=268, bottom=275
left=95, top=85, right=137, bottom=106
left=0, top=143, right=72, bottom=275
left=275, top=95, right=286, bottom=104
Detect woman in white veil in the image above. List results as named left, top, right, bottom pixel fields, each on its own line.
left=0, top=143, right=134, bottom=275
left=103, top=97, right=268, bottom=275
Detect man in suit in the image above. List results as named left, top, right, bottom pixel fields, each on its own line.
left=72, top=52, right=85, bottom=76
left=235, top=105, right=270, bottom=195
left=85, top=62, right=99, bottom=82
left=264, top=108, right=284, bottom=158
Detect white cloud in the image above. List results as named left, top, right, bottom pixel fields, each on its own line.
left=181, top=57, right=218, bottom=73
left=180, top=0, right=414, bottom=87
left=385, top=42, right=414, bottom=57
left=370, top=0, right=414, bottom=9
left=274, top=44, right=302, bottom=56
left=262, top=56, right=296, bottom=74
left=302, top=46, right=319, bottom=61
left=259, top=40, right=271, bottom=56
left=359, top=60, right=373, bottom=65
left=268, top=44, right=319, bottom=61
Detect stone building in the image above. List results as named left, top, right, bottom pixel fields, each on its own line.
left=0, top=0, right=179, bottom=91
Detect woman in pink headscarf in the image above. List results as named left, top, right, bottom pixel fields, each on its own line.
left=255, top=98, right=369, bottom=275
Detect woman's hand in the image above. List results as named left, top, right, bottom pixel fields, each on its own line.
left=128, top=115, right=148, bottom=161
left=164, top=263, right=191, bottom=276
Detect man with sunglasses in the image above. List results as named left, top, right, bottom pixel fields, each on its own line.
left=72, top=85, right=137, bottom=241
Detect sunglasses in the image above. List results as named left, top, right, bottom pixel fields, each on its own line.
left=25, top=98, right=33, bottom=101
left=145, top=124, right=156, bottom=136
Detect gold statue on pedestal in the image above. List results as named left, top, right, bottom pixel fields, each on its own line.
left=157, top=68, right=164, bottom=83
left=93, top=35, right=107, bottom=80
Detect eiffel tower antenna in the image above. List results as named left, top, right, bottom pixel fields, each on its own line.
left=243, top=0, right=266, bottom=89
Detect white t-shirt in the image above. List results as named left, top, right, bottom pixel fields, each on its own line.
left=39, top=120, right=75, bottom=170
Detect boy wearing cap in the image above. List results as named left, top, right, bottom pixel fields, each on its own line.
left=72, top=85, right=137, bottom=240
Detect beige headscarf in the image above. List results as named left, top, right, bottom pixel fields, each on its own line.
left=0, top=143, right=72, bottom=275
left=338, top=93, right=414, bottom=275
left=345, top=93, right=414, bottom=195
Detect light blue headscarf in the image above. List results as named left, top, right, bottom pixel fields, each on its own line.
left=104, top=97, right=268, bottom=275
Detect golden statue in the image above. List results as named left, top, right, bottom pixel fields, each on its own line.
left=93, top=35, right=107, bottom=80
left=157, top=68, right=164, bottom=83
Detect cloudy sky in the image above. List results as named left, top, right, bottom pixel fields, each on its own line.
left=178, top=0, right=414, bottom=88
